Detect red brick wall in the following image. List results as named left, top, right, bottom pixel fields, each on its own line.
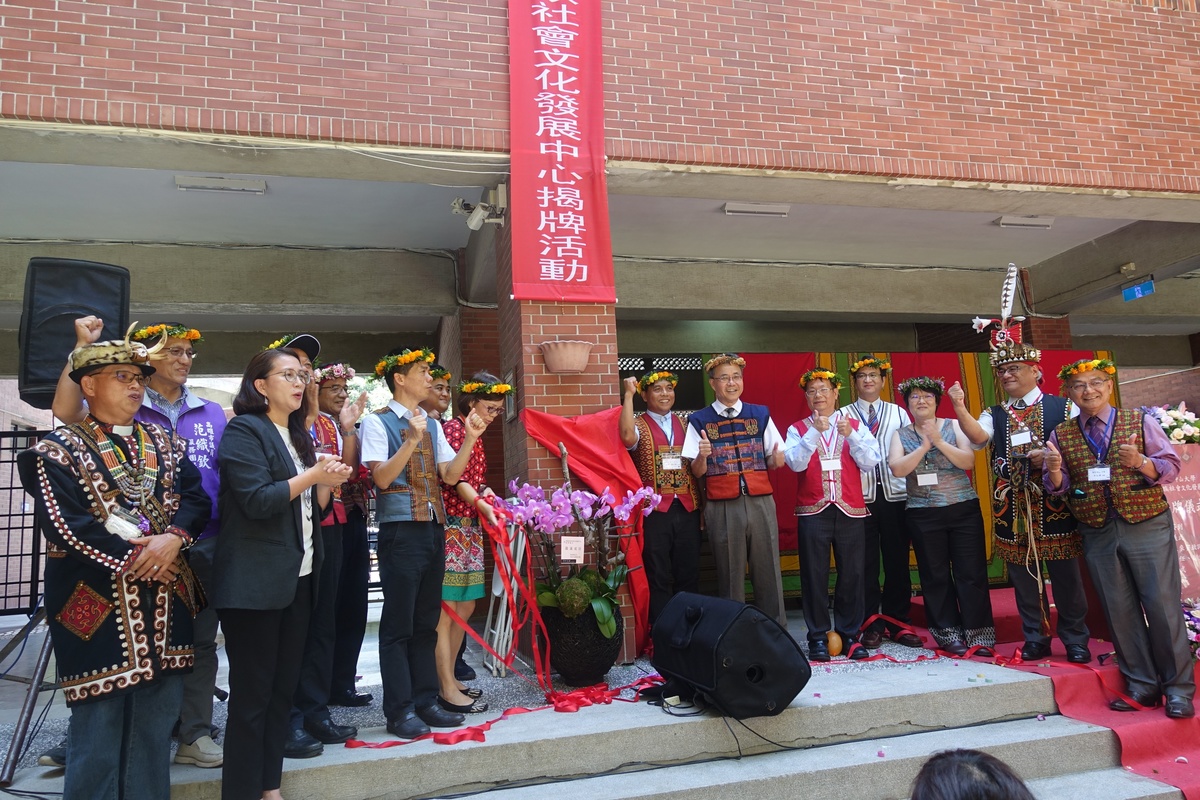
left=1118, top=366, right=1200, bottom=413
left=1024, top=316, right=1073, bottom=351
left=3, top=0, right=1200, bottom=191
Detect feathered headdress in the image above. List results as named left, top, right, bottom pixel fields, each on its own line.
left=971, top=263, right=1040, bottom=367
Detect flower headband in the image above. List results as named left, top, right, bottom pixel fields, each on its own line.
left=313, top=363, right=356, bottom=383
left=704, top=353, right=746, bottom=375
left=897, top=376, right=946, bottom=396
left=458, top=379, right=514, bottom=396
left=264, top=334, right=297, bottom=351
left=637, top=371, right=679, bottom=392
left=375, top=348, right=435, bottom=377
left=430, top=366, right=452, bottom=381
left=850, top=355, right=890, bottom=375
left=800, top=368, right=842, bottom=390
left=131, top=323, right=202, bottom=343
left=1057, top=358, right=1116, bottom=383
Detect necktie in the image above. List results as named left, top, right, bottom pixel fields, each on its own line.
left=867, top=404, right=879, bottom=435
left=725, top=408, right=736, bottom=418
left=1012, top=399, right=1027, bottom=410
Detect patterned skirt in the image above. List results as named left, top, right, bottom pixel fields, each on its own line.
left=443, top=515, right=485, bottom=602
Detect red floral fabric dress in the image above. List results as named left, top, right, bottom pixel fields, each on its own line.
left=440, top=417, right=486, bottom=601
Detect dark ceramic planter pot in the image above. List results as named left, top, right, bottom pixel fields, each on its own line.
left=539, top=605, right=624, bottom=687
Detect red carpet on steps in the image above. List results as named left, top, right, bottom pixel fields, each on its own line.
left=912, top=587, right=1200, bottom=799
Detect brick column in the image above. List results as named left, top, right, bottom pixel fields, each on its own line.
left=1023, top=315, right=1072, bottom=351
left=494, top=222, right=636, bottom=662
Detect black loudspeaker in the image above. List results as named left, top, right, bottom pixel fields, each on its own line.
left=18, top=258, right=131, bottom=410
left=651, top=593, right=810, bottom=720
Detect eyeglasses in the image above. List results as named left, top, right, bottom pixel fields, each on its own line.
left=319, top=385, right=349, bottom=395
left=855, top=372, right=881, bottom=380
left=1067, top=379, right=1109, bottom=392
left=995, top=364, right=1028, bottom=377
left=164, top=347, right=196, bottom=361
left=712, top=374, right=742, bottom=384
left=268, top=370, right=313, bottom=385
left=96, top=369, right=148, bottom=386
left=478, top=404, right=505, bottom=417
left=908, top=393, right=936, bottom=403
left=806, top=388, right=834, bottom=396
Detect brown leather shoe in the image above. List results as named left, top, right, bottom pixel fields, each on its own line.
left=893, top=631, right=924, bottom=648
left=861, top=629, right=884, bottom=649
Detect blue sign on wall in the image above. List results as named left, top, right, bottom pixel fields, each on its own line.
left=1122, top=279, right=1155, bottom=302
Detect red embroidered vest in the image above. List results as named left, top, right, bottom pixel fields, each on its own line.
left=1055, top=409, right=1169, bottom=527
left=790, top=418, right=868, bottom=517
left=632, top=414, right=699, bottom=513
left=313, top=414, right=347, bottom=526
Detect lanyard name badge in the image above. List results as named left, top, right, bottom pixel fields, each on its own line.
left=1008, top=395, right=1038, bottom=446
left=1083, top=409, right=1116, bottom=482
left=818, top=416, right=840, bottom=472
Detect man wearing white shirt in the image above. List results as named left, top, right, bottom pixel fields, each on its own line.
left=847, top=356, right=922, bottom=650
left=359, top=347, right=486, bottom=739
left=681, top=354, right=787, bottom=626
left=949, top=339, right=1090, bottom=664
left=619, top=371, right=702, bottom=625
left=784, top=369, right=881, bottom=661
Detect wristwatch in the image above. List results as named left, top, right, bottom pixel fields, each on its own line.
left=1139, top=456, right=1149, bottom=470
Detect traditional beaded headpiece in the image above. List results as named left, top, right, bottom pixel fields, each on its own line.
left=971, top=263, right=1041, bottom=367
left=69, top=322, right=165, bottom=383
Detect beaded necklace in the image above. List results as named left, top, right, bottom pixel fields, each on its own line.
left=80, top=416, right=160, bottom=508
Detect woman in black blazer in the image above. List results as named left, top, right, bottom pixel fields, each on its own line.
left=214, top=349, right=352, bottom=800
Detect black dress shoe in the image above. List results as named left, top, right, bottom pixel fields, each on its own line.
left=846, top=642, right=870, bottom=660
left=304, top=718, right=358, bottom=744
left=1020, top=641, right=1051, bottom=661
left=282, top=728, right=323, bottom=759
left=329, top=688, right=373, bottom=707
left=973, top=646, right=995, bottom=658
left=454, top=659, right=477, bottom=682
left=438, top=695, right=489, bottom=714
left=387, top=711, right=431, bottom=740
left=1066, top=644, right=1092, bottom=664
left=1109, top=691, right=1160, bottom=712
left=942, top=641, right=968, bottom=657
left=860, top=629, right=884, bottom=649
left=416, top=704, right=465, bottom=728
left=807, top=640, right=831, bottom=662
left=1165, top=696, right=1195, bottom=719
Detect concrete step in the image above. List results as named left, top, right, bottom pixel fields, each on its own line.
left=436, top=715, right=1118, bottom=800
left=1027, top=768, right=1183, bottom=800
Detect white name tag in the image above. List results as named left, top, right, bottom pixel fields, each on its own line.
left=1088, top=466, right=1111, bottom=482
left=661, top=455, right=682, bottom=471
left=917, top=472, right=939, bottom=486
left=1010, top=430, right=1033, bottom=446
left=821, top=458, right=841, bottom=472
left=560, top=536, right=585, bottom=564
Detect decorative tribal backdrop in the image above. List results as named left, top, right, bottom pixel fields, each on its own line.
left=734, top=350, right=1112, bottom=598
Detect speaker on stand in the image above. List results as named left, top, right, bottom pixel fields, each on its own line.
left=18, top=258, right=131, bottom=411
left=651, top=592, right=810, bottom=720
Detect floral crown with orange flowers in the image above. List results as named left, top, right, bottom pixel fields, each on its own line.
left=131, top=323, right=202, bottom=344
left=849, top=355, right=890, bottom=375
left=704, top=353, right=746, bottom=376
left=429, top=365, right=451, bottom=381
left=637, top=370, right=679, bottom=392
left=375, top=348, right=435, bottom=377
left=458, top=379, right=513, bottom=396
left=1057, top=358, right=1116, bottom=384
left=800, top=368, right=842, bottom=390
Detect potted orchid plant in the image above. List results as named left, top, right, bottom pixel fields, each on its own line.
left=1140, top=402, right=1200, bottom=444
left=497, top=476, right=659, bottom=685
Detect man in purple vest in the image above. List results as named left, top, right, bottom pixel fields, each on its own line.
left=619, top=370, right=702, bottom=626
left=49, top=316, right=227, bottom=769
left=1044, top=358, right=1192, bottom=719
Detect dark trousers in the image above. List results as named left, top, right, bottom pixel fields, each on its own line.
left=907, top=500, right=995, bottom=646
left=1080, top=511, right=1195, bottom=700
left=377, top=520, right=444, bottom=724
left=798, top=506, right=866, bottom=643
left=291, top=523, right=344, bottom=727
left=178, top=535, right=219, bottom=744
left=219, top=575, right=312, bottom=800
left=331, top=507, right=371, bottom=696
left=643, top=500, right=702, bottom=625
left=1007, top=549, right=1089, bottom=647
left=863, top=496, right=912, bottom=634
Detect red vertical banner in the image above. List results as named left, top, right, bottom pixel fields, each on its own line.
left=1164, top=443, right=1200, bottom=602
left=508, top=0, right=615, bottom=303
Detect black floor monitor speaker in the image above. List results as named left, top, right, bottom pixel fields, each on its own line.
left=651, top=593, right=810, bottom=720
left=18, top=258, right=131, bottom=410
